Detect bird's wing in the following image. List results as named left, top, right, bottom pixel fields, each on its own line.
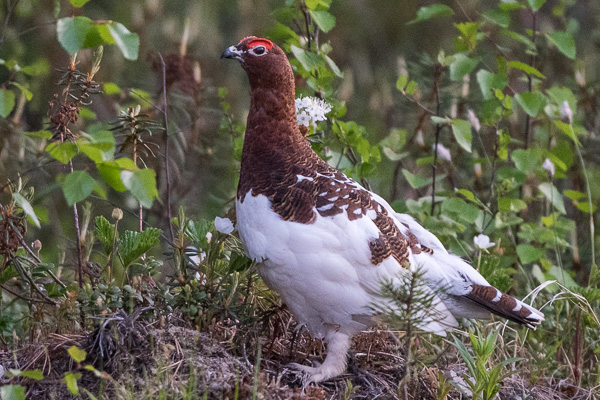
left=303, top=169, right=543, bottom=329
left=390, top=210, right=544, bottom=327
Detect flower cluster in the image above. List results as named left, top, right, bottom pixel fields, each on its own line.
left=295, top=96, right=332, bottom=128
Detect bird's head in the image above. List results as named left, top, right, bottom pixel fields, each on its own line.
left=221, top=36, right=293, bottom=92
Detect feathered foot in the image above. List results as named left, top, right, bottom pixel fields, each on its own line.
left=287, top=331, right=351, bottom=386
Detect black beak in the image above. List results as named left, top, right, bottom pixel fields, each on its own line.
left=221, top=46, right=242, bottom=60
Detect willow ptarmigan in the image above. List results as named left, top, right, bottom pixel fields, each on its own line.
left=222, top=36, right=544, bottom=384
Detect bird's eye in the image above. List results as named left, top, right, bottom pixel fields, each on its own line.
left=252, top=46, right=266, bottom=55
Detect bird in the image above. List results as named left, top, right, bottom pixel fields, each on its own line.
left=221, top=36, right=544, bottom=384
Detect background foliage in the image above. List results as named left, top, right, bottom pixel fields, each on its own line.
left=1, top=0, right=599, bottom=398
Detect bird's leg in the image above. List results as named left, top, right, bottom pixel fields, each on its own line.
left=288, top=330, right=351, bottom=385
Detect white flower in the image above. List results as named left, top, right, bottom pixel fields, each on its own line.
left=297, top=111, right=311, bottom=127
left=433, top=143, right=452, bottom=161
left=473, top=234, right=495, bottom=250
left=474, top=162, right=482, bottom=178
left=560, top=100, right=573, bottom=123
left=205, top=231, right=212, bottom=244
left=416, top=130, right=425, bottom=147
left=195, top=271, right=201, bottom=281
left=542, top=158, right=555, bottom=177
left=295, top=96, right=331, bottom=128
left=467, top=109, right=481, bottom=132
left=214, top=216, right=234, bottom=234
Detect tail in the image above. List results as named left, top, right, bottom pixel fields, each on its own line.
left=465, top=284, right=545, bottom=329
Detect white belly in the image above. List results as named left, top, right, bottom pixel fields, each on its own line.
left=236, top=191, right=381, bottom=338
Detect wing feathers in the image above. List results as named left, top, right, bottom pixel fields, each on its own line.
left=465, top=284, right=544, bottom=329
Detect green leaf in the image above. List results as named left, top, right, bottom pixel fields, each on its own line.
left=527, top=0, right=546, bottom=11
left=20, top=58, right=50, bottom=76
left=0, top=385, right=26, bottom=400
left=454, top=22, right=481, bottom=51
left=498, top=197, right=527, bottom=213
left=442, top=198, right=480, bottom=223
left=356, top=138, right=371, bottom=161
left=121, top=168, right=159, bottom=209
left=554, top=120, right=580, bottom=145
left=10, top=82, right=33, bottom=101
left=95, top=216, right=117, bottom=256
left=290, top=45, right=323, bottom=72
left=97, top=158, right=137, bottom=191
left=53, top=0, right=61, bottom=17
left=502, top=30, right=536, bottom=50
left=64, top=372, right=81, bottom=395
left=105, top=22, right=140, bottom=61
left=56, top=17, right=103, bottom=55
left=564, top=189, right=585, bottom=201
left=405, top=80, right=418, bottom=95
left=402, top=169, right=430, bottom=189
left=396, top=75, right=408, bottom=91
left=408, top=4, right=454, bottom=24
left=305, top=0, right=331, bottom=10
left=430, top=116, right=451, bottom=125
left=507, top=61, right=545, bottom=79
left=17, top=369, right=44, bottom=381
left=25, top=130, right=52, bottom=139
left=0, top=88, right=16, bottom=118
left=46, top=141, right=78, bottom=163
left=547, top=86, right=577, bottom=112
left=103, top=82, right=121, bottom=95
left=515, top=91, right=546, bottom=117
left=549, top=266, right=578, bottom=289
left=68, top=345, right=87, bottom=362
left=577, top=201, right=596, bottom=213
left=451, top=119, right=472, bottom=152
left=119, top=228, right=162, bottom=267
left=13, top=193, right=41, bottom=228
left=517, top=244, right=544, bottom=264
left=449, top=54, right=479, bottom=81
left=309, top=10, right=336, bottom=33
left=511, top=148, right=541, bottom=174
left=457, top=188, right=475, bottom=203
left=546, top=31, right=576, bottom=59
left=62, top=171, right=96, bottom=205
left=476, top=70, right=508, bottom=99
left=69, top=0, right=91, bottom=6
left=78, top=130, right=116, bottom=162
left=324, top=55, right=343, bottom=77
left=539, top=182, right=566, bottom=214
left=84, top=365, right=103, bottom=378
left=482, top=10, right=510, bottom=28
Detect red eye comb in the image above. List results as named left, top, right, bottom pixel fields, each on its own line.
left=246, top=38, right=273, bottom=50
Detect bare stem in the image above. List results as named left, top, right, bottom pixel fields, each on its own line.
left=430, top=65, right=443, bottom=216
left=159, top=53, right=175, bottom=244
left=69, top=160, right=84, bottom=288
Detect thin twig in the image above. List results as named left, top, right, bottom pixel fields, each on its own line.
left=0, top=283, right=56, bottom=305
left=158, top=53, right=175, bottom=244
left=0, top=0, right=20, bottom=50
left=430, top=65, right=443, bottom=216
left=523, top=12, right=538, bottom=151
left=11, top=230, right=67, bottom=289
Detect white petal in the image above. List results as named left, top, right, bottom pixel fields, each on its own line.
left=433, top=143, right=452, bottom=161
left=474, top=234, right=495, bottom=249
left=542, top=158, right=555, bottom=177
left=560, top=100, right=573, bottom=123
left=215, top=216, right=234, bottom=234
